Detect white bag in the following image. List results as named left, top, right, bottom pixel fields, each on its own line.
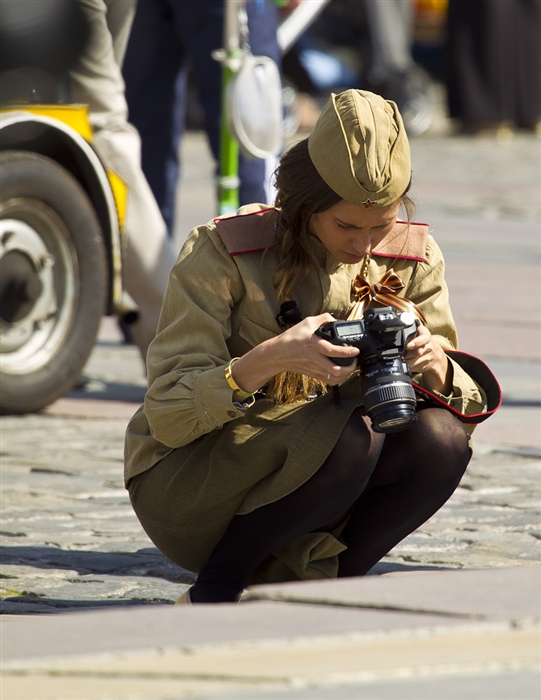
left=226, top=53, right=283, bottom=159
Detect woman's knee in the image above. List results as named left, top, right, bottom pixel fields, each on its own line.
left=376, top=407, right=470, bottom=490
left=414, top=407, right=471, bottom=482
left=418, top=407, right=469, bottom=452
left=317, top=408, right=384, bottom=493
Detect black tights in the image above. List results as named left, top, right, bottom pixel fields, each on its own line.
left=189, top=406, right=471, bottom=603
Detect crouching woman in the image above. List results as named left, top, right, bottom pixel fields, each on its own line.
left=124, top=90, right=500, bottom=604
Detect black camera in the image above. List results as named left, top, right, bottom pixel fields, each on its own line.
left=315, top=307, right=420, bottom=433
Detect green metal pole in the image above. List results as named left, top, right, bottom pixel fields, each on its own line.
left=218, top=0, right=242, bottom=215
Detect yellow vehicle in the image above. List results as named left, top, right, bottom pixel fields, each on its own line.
left=0, top=103, right=126, bottom=414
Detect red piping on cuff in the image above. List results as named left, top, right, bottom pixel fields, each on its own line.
left=412, top=350, right=502, bottom=424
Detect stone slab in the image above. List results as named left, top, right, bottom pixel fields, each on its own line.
left=2, top=608, right=538, bottom=700
left=1, top=601, right=469, bottom=664
left=202, top=670, right=541, bottom=700
left=246, top=566, right=541, bottom=620
left=3, top=567, right=539, bottom=665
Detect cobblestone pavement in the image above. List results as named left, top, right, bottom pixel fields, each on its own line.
left=1, top=130, right=540, bottom=615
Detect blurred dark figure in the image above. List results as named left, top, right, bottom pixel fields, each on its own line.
left=0, top=0, right=90, bottom=103
left=122, top=0, right=286, bottom=237
left=446, top=0, right=541, bottom=134
left=0, top=0, right=89, bottom=73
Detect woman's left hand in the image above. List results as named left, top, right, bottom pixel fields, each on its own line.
left=405, top=324, right=452, bottom=394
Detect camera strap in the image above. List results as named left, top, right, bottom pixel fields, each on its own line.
left=276, top=300, right=303, bottom=328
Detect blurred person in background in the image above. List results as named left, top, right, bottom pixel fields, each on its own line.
left=70, top=0, right=179, bottom=359
left=282, top=0, right=434, bottom=135
left=122, top=0, right=297, bottom=238
left=445, top=0, right=541, bottom=135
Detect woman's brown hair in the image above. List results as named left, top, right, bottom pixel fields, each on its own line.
left=273, top=138, right=341, bottom=300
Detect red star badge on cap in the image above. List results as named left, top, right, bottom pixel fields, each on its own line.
left=362, top=198, right=376, bottom=208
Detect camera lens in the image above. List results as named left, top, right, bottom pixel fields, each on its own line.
left=360, top=360, right=418, bottom=433
left=368, top=400, right=418, bottom=433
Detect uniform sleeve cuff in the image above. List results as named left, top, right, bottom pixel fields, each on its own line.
left=195, top=364, right=253, bottom=428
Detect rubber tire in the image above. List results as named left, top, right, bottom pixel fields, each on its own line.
left=0, top=150, right=108, bottom=414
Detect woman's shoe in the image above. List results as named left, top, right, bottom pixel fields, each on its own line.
left=174, top=586, right=247, bottom=604
left=174, top=588, right=192, bottom=606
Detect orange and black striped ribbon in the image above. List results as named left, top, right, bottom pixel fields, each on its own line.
left=349, top=270, right=427, bottom=324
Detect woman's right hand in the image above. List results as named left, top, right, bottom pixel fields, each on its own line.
left=230, top=314, right=360, bottom=395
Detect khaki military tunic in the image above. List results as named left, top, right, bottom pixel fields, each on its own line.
left=124, top=205, right=488, bottom=583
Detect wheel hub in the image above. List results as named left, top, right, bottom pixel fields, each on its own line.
left=0, top=218, right=59, bottom=357
left=0, top=249, right=44, bottom=323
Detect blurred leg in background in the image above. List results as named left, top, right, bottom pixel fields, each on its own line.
left=446, top=0, right=541, bottom=135
left=69, top=0, right=178, bottom=360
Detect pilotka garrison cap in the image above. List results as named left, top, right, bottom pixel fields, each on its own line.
left=308, top=90, right=411, bottom=209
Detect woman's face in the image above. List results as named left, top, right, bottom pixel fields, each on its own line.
left=310, top=199, right=401, bottom=265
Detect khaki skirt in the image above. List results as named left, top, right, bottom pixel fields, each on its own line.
left=128, top=378, right=367, bottom=584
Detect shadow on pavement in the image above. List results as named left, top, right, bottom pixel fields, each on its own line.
left=0, top=596, right=171, bottom=613
left=0, top=544, right=185, bottom=580
left=500, top=397, right=541, bottom=408
left=65, top=382, right=146, bottom=404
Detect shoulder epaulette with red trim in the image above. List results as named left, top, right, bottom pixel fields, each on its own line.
left=215, top=208, right=277, bottom=256
left=372, top=221, right=428, bottom=262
